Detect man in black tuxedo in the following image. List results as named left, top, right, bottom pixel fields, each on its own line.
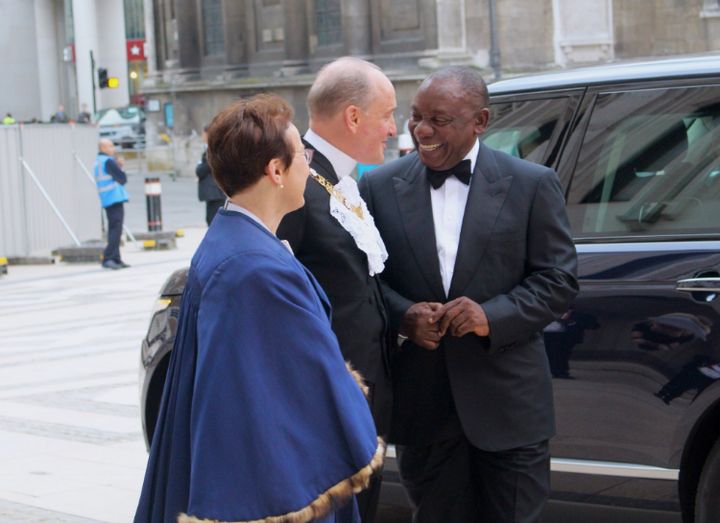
left=277, top=56, right=397, bottom=522
left=359, top=67, right=578, bottom=522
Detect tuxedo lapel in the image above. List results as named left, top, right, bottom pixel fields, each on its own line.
left=393, top=159, right=446, bottom=302
left=448, top=144, right=512, bottom=299
left=304, top=139, right=339, bottom=184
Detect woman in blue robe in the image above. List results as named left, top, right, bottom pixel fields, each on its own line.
left=134, top=94, right=383, bottom=523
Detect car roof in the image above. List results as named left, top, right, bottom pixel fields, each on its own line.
left=488, top=54, right=720, bottom=95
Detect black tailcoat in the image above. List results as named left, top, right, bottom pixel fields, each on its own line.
left=278, top=145, right=392, bottom=435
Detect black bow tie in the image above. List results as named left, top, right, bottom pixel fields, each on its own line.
left=426, top=159, right=472, bottom=189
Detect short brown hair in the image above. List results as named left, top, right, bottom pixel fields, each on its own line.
left=206, top=94, right=294, bottom=196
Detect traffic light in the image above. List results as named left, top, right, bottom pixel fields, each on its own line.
left=98, top=67, right=119, bottom=89
left=98, top=67, right=108, bottom=88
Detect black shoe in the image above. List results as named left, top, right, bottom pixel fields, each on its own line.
left=118, top=261, right=131, bottom=269
left=102, top=260, right=123, bottom=270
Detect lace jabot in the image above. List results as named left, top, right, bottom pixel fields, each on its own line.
left=327, top=176, right=388, bottom=276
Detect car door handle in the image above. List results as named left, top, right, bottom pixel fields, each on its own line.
left=676, top=277, right=720, bottom=292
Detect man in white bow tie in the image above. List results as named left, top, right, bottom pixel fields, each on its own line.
left=277, top=56, right=397, bottom=523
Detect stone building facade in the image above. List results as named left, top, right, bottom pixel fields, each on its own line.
left=140, top=0, right=720, bottom=167
left=1, top=0, right=133, bottom=123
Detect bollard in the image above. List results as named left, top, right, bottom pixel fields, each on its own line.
left=144, top=177, right=163, bottom=232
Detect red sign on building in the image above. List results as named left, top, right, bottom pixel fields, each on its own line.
left=126, top=39, right=146, bottom=61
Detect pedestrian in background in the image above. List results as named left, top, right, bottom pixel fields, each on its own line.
left=277, top=56, right=397, bottom=522
left=134, top=94, right=382, bottom=523
left=195, top=124, right=225, bottom=225
left=360, top=66, right=578, bottom=523
left=51, top=104, right=68, bottom=123
left=77, top=103, right=92, bottom=124
left=3, top=113, right=15, bottom=125
left=94, top=138, right=130, bottom=270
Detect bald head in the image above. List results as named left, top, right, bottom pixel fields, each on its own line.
left=307, top=57, right=387, bottom=121
left=99, top=138, right=115, bottom=156
left=306, top=57, right=397, bottom=163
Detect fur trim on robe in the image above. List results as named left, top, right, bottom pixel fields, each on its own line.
left=178, top=438, right=386, bottom=523
left=133, top=212, right=382, bottom=523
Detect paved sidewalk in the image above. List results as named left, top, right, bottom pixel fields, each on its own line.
left=0, top=228, right=204, bottom=522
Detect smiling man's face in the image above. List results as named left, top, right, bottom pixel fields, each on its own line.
left=409, top=78, right=489, bottom=171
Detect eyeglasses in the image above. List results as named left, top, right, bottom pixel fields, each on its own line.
left=293, top=149, right=313, bottom=165
left=303, top=148, right=314, bottom=165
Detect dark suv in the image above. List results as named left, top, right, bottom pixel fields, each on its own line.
left=140, top=55, right=720, bottom=522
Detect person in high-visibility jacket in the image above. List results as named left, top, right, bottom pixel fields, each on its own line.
left=94, top=138, right=130, bottom=269
left=3, top=113, right=16, bottom=125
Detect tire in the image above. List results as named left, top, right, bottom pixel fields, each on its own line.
left=695, top=436, right=720, bottom=523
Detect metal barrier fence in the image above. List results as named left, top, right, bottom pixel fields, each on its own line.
left=0, top=124, right=101, bottom=258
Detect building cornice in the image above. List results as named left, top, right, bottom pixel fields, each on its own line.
left=141, top=70, right=430, bottom=95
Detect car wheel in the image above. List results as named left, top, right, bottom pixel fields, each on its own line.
left=695, top=436, right=720, bottom=523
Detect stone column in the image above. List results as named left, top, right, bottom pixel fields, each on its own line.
left=72, top=0, right=99, bottom=114
left=143, top=0, right=157, bottom=74
left=437, top=0, right=466, bottom=52
left=34, top=0, right=62, bottom=119
left=552, top=0, right=614, bottom=66
left=282, top=0, right=309, bottom=74
left=96, top=0, right=130, bottom=108
left=73, top=0, right=129, bottom=110
left=701, top=1, right=720, bottom=51
left=342, top=0, right=371, bottom=56
left=174, top=0, right=200, bottom=73
left=224, top=1, right=248, bottom=67
left=420, top=0, right=473, bottom=67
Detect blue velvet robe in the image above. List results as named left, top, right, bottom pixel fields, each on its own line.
left=134, top=210, right=379, bottom=522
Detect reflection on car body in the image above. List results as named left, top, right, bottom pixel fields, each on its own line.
left=140, top=55, right=720, bottom=522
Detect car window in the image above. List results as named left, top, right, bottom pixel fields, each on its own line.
left=484, top=97, right=572, bottom=164
left=97, top=107, right=143, bottom=126
left=567, top=86, right=720, bottom=240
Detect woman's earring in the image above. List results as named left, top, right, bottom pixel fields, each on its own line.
left=280, top=184, right=284, bottom=189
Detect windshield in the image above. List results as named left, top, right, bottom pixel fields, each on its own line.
left=96, top=106, right=143, bottom=126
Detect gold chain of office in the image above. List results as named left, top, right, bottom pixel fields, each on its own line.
left=310, top=169, right=364, bottom=220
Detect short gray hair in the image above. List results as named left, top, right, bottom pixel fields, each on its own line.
left=423, top=66, right=489, bottom=108
left=307, top=57, right=383, bottom=120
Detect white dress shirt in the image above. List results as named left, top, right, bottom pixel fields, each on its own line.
left=431, top=139, right=480, bottom=296
left=304, top=129, right=356, bottom=180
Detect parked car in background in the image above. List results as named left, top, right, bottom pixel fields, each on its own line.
left=140, top=55, right=720, bottom=522
left=97, top=105, right=145, bottom=149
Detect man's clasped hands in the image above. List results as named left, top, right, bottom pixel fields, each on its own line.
left=401, top=297, right=491, bottom=350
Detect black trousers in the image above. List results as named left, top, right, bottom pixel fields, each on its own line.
left=356, top=471, right=382, bottom=523
left=356, top=380, right=391, bottom=523
left=397, top=436, right=550, bottom=523
left=103, top=202, right=124, bottom=263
